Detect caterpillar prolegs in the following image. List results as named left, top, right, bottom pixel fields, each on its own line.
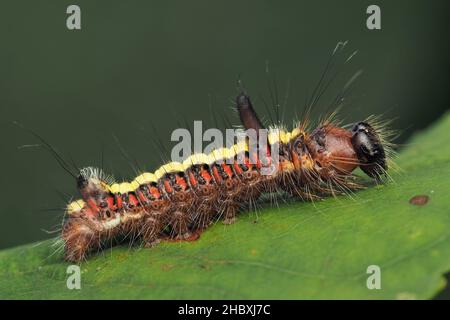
left=62, top=93, right=392, bottom=262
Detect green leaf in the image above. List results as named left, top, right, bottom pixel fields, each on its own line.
left=1, top=112, right=450, bottom=299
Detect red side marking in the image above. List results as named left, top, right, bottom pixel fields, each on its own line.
left=212, top=166, right=222, bottom=182
left=244, top=156, right=253, bottom=170
left=128, top=193, right=139, bottom=206
left=136, top=189, right=148, bottom=203
left=233, top=161, right=243, bottom=175
left=175, top=175, right=187, bottom=190
left=188, top=171, right=198, bottom=187
left=222, top=163, right=233, bottom=178
left=200, top=167, right=212, bottom=183
left=116, top=194, right=123, bottom=209
left=87, top=198, right=99, bottom=212
left=163, top=179, right=173, bottom=194
left=107, top=196, right=115, bottom=210
left=149, top=186, right=161, bottom=199
left=254, top=153, right=262, bottom=169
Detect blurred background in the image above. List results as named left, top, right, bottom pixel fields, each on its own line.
left=0, top=0, right=449, bottom=250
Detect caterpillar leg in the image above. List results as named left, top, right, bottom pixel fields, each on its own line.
left=161, top=230, right=202, bottom=243
left=141, top=214, right=164, bottom=248
left=190, top=184, right=217, bottom=230
left=169, top=210, right=192, bottom=239
left=222, top=204, right=238, bottom=225
left=191, top=204, right=214, bottom=230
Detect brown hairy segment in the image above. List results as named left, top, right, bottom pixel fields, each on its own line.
left=61, top=93, right=390, bottom=262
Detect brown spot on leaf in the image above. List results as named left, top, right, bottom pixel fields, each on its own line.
left=409, top=195, right=429, bottom=206
left=198, top=264, right=210, bottom=270
left=161, top=264, right=174, bottom=271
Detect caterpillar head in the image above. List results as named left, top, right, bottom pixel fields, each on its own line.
left=77, top=167, right=113, bottom=203
left=305, top=125, right=359, bottom=176
left=306, top=122, right=388, bottom=179
left=350, top=122, right=387, bottom=178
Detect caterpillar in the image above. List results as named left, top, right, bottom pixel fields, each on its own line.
left=59, top=91, right=393, bottom=262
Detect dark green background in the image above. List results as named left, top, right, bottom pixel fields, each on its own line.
left=0, top=0, right=449, bottom=250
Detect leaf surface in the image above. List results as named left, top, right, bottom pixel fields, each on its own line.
left=1, top=113, right=450, bottom=299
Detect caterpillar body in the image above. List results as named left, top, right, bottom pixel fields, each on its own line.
left=62, top=93, right=392, bottom=262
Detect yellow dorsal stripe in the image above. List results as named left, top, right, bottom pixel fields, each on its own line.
left=67, top=199, right=86, bottom=214
left=267, top=128, right=302, bottom=145
left=134, top=172, right=158, bottom=184
left=182, top=153, right=212, bottom=167
left=102, top=127, right=303, bottom=194
left=154, top=162, right=185, bottom=180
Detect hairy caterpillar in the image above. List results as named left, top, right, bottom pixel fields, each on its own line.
left=60, top=91, right=393, bottom=262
